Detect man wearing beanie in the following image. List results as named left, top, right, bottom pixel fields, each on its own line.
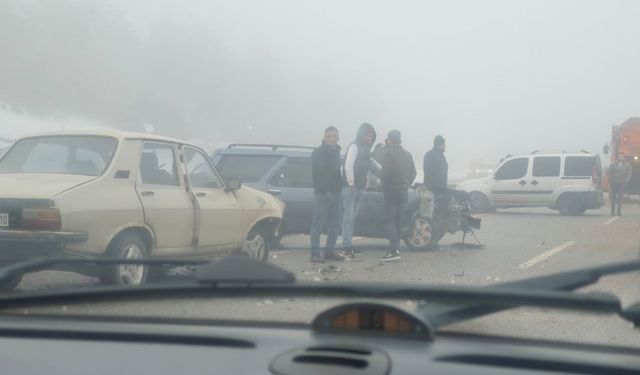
left=378, top=130, right=416, bottom=262
left=423, top=135, right=448, bottom=193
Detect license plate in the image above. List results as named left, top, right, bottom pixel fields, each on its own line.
left=0, top=213, right=8, bottom=228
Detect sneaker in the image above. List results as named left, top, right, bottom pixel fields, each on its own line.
left=310, top=253, right=325, bottom=263
left=324, top=251, right=346, bottom=261
left=379, top=251, right=401, bottom=262
left=352, top=248, right=363, bottom=255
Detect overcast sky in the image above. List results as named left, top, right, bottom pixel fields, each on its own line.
left=1, top=0, right=639, bottom=174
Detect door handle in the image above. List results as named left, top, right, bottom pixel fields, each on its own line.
left=531, top=180, right=539, bottom=186
left=267, top=189, right=282, bottom=196
left=195, top=192, right=207, bottom=198
left=518, top=180, right=527, bottom=186
left=141, top=191, right=155, bottom=197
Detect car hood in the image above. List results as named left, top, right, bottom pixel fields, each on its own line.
left=456, top=176, right=490, bottom=189
left=0, top=173, right=97, bottom=199
left=234, top=185, right=285, bottom=216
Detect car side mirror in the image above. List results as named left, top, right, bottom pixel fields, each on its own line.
left=603, top=144, right=610, bottom=155
left=226, top=178, right=242, bottom=191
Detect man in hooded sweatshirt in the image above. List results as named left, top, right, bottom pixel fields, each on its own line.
left=341, top=122, right=377, bottom=256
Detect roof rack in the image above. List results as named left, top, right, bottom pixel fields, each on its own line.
left=529, top=150, right=592, bottom=155
left=227, top=144, right=315, bottom=151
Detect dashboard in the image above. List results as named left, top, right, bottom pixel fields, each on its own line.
left=0, top=305, right=639, bottom=375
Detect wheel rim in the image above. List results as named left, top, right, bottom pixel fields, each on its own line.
left=408, top=217, right=433, bottom=247
left=117, top=244, right=145, bottom=285
left=243, top=232, right=266, bottom=260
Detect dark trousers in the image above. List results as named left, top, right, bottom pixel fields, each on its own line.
left=610, top=185, right=625, bottom=215
left=310, top=191, right=342, bottom=254
left=384, top=191, right=409, bottom=252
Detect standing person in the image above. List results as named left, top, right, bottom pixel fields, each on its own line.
left=608, top=153, right=632, bottom=217
left=423, top=135, right=448, bottom=193
left=310, top=127, right=346, bottom=263
left=342, top=122, right=377, bottom=256
left=379, top=130, right=417, bottom=261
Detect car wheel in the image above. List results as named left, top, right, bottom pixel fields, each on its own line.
left=469, top=192, right=492, bottom=213
left=557, top=193, right=583, bottom=216
left=100, top=233, right=149, bottom=286
left=270, top=229, right=284, bottom=250
left=404, top=216, right=442, bottom=251
left=242, top=228, right=269, bottom=261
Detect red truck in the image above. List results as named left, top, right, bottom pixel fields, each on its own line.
left=604, top=117, right=640, bottom=194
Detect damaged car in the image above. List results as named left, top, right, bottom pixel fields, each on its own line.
left=0, top=131, right=284, bottom=288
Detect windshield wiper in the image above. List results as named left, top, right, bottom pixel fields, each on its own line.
left=0, top=257, right=637, bottom=328
left=0, top=257, right=210, bottom=285
left=420, top=259, right=640, bottom=328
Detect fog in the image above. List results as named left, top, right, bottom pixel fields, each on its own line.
left=1, top=0, right=639, bottom=175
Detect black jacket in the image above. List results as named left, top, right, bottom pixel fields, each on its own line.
left=423, top=148, right=448, bottom=190
left=379, top=144, right=417, bottom=193
left=312, top=142, right=342, bottom=194
left=343, top=123, right=377, bottom=189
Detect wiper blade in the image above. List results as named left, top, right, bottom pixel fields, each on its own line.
left=0, top=256, right=296, bottom=285
left=0, top=257, right=210, bottom=284
left=421, top=259, right=640, bottom=328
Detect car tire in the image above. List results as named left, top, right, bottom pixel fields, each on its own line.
left=241, top=227, right=270, bottom=261
left=99, top=233, right=149, bottom=286
left=270, top=229, right=284, bottom=250
left=557, top=193, right=584, bottom=216
left=404, top=216, right=442, bottom=251
left=469, top=192, right=492, bottom=213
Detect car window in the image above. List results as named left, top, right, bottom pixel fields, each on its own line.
left=564, top=156, right=596, bottom=177
left=532, top=156, right=561, bottom=177
left=0, top=136, right=117, bottom=175
left=494, top=157, right=529, bottom=180
left=215, top=155, right=281, bottom=183
left=140, top=143, right=179, bottom=186
left=184, top=147, right=224, bottom=189
left=270, top=159, right=313, bottom=188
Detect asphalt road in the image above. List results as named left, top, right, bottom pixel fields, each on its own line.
left=11, top=203, right=640, bottom=348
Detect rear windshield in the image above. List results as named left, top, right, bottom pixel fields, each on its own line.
left=564, top=156, right=598, bottom=177
left=0, top=136, right=117, bottom=176
left=215, top=155, right=282, bottom=183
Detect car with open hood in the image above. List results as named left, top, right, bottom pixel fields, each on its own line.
left=0, top=130, right=284, bottom=288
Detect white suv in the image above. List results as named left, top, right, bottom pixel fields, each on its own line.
left=457, top=152, right=604, bottom=215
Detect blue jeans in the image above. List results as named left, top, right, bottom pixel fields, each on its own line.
left=342, top=186, right=365, bottom=249
left=310, top=191, right=342, bottom=254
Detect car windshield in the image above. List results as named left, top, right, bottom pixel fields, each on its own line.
left=0, top=0, right=639, bottom=351
left=0, top=136, right=117, bottom=176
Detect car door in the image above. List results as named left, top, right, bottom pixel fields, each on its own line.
left=182, top=146, right=242, bottom=250
left=136, top=142, right=195, bottom=250
left=267, top=158, right=315, bottom=235
left=490, top=156, right=531, bottom=206
left=528, top=156, right=563, bottom=205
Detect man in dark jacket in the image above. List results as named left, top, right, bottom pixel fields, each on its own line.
left=341, top=122, right=377, bottom=256
left=310, top=127, right=346, bottom=263
left=608, top=153, right=632, bottom=217
left=379, top=130, right=417, bottom=262
left=423, top=135, right=448, bottom=193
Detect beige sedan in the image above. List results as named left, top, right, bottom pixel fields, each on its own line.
left=0, top=130, right=284, bottom=287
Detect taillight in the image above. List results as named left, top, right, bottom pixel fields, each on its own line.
left=22, top=208, right=61, bottom=231
left=592, top=166, right=600, bottom=186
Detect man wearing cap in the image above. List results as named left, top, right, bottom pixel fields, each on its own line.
left=378, top=130, right=417, bottom=261
left=423, top=135, right=448, bottom=193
